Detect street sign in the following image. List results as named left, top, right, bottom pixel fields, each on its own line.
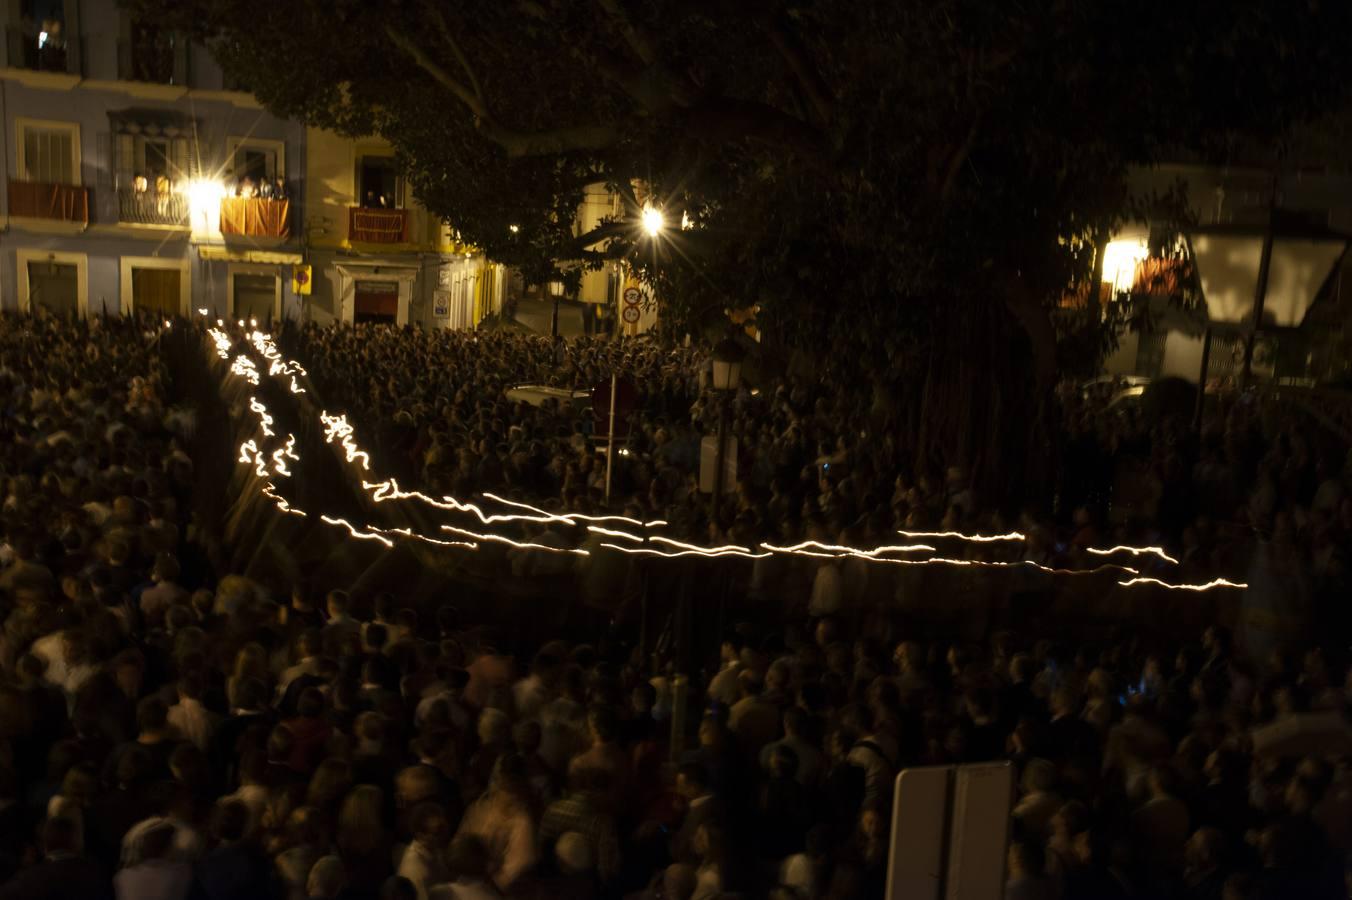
left=885, top=762, right=1013, bottom=900
left=292, top=264, right=312, bottom=296
left=592, top=376, right=638, bottom=440
left=621, top=305, right=641, bottom=324
left=623, top=286, right=643, bottom=306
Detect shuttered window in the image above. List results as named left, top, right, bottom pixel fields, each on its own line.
left=22, top=125, right=77, bottom=184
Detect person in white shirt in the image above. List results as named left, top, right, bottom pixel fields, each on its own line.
left=760, top=707, right=824, bottom=786
left=398, top=802, right=452, bottom=900
left=166, top=673, right=217, bottom=752
left=115, top=819, right=192, bottom=900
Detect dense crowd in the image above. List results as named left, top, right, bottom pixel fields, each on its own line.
left=291, top=323, right=1352, bottom=585
left=1, top=312, right=1352, bottom=900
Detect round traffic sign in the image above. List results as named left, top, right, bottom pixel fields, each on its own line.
left=621, top=305, right=641, bottom=324
left=622, top=287, right=643, bottom=306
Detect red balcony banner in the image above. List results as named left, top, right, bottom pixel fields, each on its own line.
left=221, top=197, right=291, bottom=239
left=349, top=207, right=408, bottom=243
left=7, top=180, right=89, bottom=224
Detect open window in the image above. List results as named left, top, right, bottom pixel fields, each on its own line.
left=357, top=156, right=401, bottom=209
left=226, top=138, right=286, bottom=198
left=18, top=0, right=70, bottom=72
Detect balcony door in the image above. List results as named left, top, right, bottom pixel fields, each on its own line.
left=231, top=271, right=280, bottom=326
left=354, top=281, right=398, bottom=325
left=131, top=268, right=180, bottom=316
left=357, top=156, right=401, bottom=209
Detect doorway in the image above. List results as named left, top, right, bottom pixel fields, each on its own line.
left=131, top=267, right=181, bottom=317
left=26, top=261, right=79, bottom=317
left=354, top=281, right=398, bottom=324
left=233, top=273, right=278, bottom=326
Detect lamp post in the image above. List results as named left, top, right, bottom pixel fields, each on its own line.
left=1188, top=211, right=1346, bottom=426
left=708, top=336, right=745, bottom=525
left=667, top=335, right=743, bottom=762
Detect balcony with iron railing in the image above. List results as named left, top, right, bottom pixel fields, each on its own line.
left=8, top=180, right=89, bottom=224
left=118, top=188, right=188, bottom=226
left=348, top=206, right=409, bottom=243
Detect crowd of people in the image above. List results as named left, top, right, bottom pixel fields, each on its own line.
left=1, top=311, right=1352, bottom=899
left=290, top=322, right=1352, bottom=588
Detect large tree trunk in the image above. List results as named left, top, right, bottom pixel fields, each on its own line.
left=913, top=298, right=1056, bottom=515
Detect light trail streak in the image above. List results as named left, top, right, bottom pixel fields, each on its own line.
left=248, top=397, right=274, bottom=437
left=322, top=515, right=395, bottom=547
left=1088, top=545, right=1181, bottom=566
left=482, top=492, right=668, bottom=528
left=222, top=326, right=1246, bottom=589
left=587, top=525, right=645, bottom=542
left=762, top=540, right=937, bottom=556
left=600, top=543, right=772, bottom=560
left=897, top=529, right=1026, bottom=542
left=1117, top=576, right=1247, bottom=591
left=439, top=524, right=589, bottom=554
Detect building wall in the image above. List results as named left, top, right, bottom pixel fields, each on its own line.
left=302, top=126, right=494, bottom=329
left=0, top=0, right=305, bottom=319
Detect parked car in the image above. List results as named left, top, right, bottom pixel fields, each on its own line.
left=506, top=384, right=591, bottom=412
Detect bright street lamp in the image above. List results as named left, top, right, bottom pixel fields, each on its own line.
left=642, top=204, right=665, bottom=238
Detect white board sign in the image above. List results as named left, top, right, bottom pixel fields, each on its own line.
left=886, top=762, right=1013, bottom=900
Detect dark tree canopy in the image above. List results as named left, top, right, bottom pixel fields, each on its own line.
left=134, top=0, right=1352, bottom=501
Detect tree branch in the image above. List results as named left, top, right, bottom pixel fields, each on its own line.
left=570, top=219, right=634, bottom=252
left=766, top=17, right=833, bottom=127
left=686, top=98, right=832, bottom=164
left=939, top=114, right=981, bottom=202
left=385, top=24, right=486, bottom=117
left=422, top=1, right=484, bottom=103
left=593, top=0, right=657, bottom=66
left=386, top=25, right=621, bottom=158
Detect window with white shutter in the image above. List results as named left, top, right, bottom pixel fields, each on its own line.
left=17, top=120, right=80, bottom=185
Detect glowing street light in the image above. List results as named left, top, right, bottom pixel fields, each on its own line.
left=642, top=204, right=665, bottom=237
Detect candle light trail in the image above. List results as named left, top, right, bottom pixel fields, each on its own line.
left=217, top=326, right=1249, bottom=591
left=1117, top=576, right=1248, bottom=591
left=1088, top=545, right=1181, bottom=566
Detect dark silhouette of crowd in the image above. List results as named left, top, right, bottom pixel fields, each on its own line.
left=292, top=324, right=1352, bottom=585
left=2, top=311, right=1352, bottom=900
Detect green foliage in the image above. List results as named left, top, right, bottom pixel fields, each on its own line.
left=129, top=0, right=1352, bottom=368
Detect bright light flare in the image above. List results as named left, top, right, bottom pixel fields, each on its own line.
left=641, top=204, right=665, bottom=237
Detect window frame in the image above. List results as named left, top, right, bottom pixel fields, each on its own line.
left=226, top=137, right=286, bottom=185
left=16, top=248, right=89, bottom=316
left=355, top=154, right=403, bottom=209
left=15, top=117, right=81, bottom=186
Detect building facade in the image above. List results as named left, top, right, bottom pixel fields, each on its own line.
left=0, top=0, right=503, bottom=329
left=1090, top=162, right=1352, bottom=387
left=0, top=0, right=312, bottom=322
left=300, top=127, right=503, bottom=329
